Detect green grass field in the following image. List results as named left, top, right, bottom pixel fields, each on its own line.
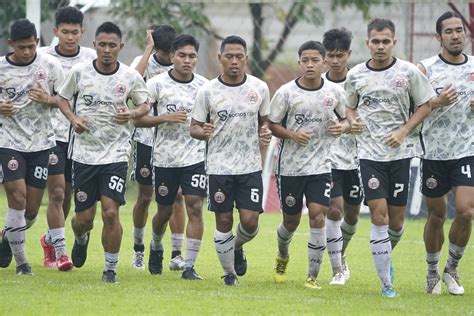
left=0, top=188, right=473, bottom=315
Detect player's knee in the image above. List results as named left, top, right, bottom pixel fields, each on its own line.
left=327, top=207, right=343, bottom=221
left=49, top=186, right=65, bottom=205
left=456, top=204, right=473, bottom=222
left=241, top=220, right=258, bottom=234
left=102, top=208, right=119, bottom=225
left=371, top=212, right=388, bottom=225
left=74, top=215, right=94, bottom=231
left=309, top=212, right=326, bottom=228
left=137, top=191, right=153, bottom=207
left=283, top=218, right=300, bottom=232
left=8, top=190, right=27, bottom=209
left=427, top=210, right=446, bottom=227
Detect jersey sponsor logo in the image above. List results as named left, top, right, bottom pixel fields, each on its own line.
left=140, top=167, right=151, bottom=178
left=115, top=83, right=127, bottom=94
left=158, top=185, right=169, bottom=196
left=35, top=69, right=47, bottom=81
left=425, top=177, right=438, bottom=189
left=284, top=195, right=296, bottom=207
left=75, top=191, right=88, bottom=203
left=389, top=75, right=408, bottom=89
left=83, top=95, right=94, bottom=106
left=435, top=87, right=472, bottom=97
left=214, top=191, right=226, bottom=203
left=244, top=90, right=260, bottom=105
left=367, top=177, right=380, bottom=190
left=216, top=110, right=255, bottom=121
left=7, top=159, right=19, bottom=171
left=294, top=113, right=322, bottom=125
left=48, top=153, right=59, bottom=166
left=166, top=104, right=177, bottom=112
left=362, top=95, right=397, bottom=106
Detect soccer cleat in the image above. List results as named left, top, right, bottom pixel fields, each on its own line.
left=169, top=255, right=185, bottom=271
left=148, top=248, right=163, bottom=275
left=234, top=248, right=247, bottom=276
left=102, top=270, right=118, bottom=283
left=0, top=231, right=12, bottom=268
left=426, top=272, right=441, bottom=295
left=330, top=271, right=346, bottom=285
left=442, top=269, right=464, bottom=295
left=57, top=255, right=73, bottom=272
left=71, top=232, right=90, bottom=268
left=131, top=251, right=145, bottom=270
left=222, top=274, right=239, bottom=286
left=40, top=234, right=57, bottom=268
left=182, top=267, right=203, bottom=280
left=16, top=263, right=34, bottom=276
left=274, top=255, right=289, bottom=283
left=304, top=276, right=321, bottom=289
left=341, top=255, right=350, bottom=281
left=382, top=286, right=397, bottom=298
left=390, top=260, right=394, bottom=285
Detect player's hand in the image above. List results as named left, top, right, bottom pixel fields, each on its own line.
left=29, top=82, right=49, bottom=104
left=165, top=111, right=188, bottom=124
left=436, top=84, right=458, bottom=108
left=146, top=29, right=155, bottom=51
left=0, top=100, right=18, bottom=117
left=384, top=127, right=408, bottom=148
left=350, top=117, right=365, bottom=134
left=291, top=129, right=312, bottom=146
left=72, top=116, right=89, bottom=134
left=115, top=107, right=134, bottom=124
left=202, top=119, right=215, bottom=140
left=259, top=125, right=272, bottom=146
left=327, top=120, right=343, bottom=137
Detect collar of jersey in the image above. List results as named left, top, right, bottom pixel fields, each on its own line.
left=93, top=59, right=120, bottom=76
left=153, top=54, right=173, bottom=67
left=295, top=77, right=324, bottom=91
left=218, top=74, right=247, bottom=87
left=366, top=57, right=397, bottom=72
left=5, top=52, right=37, bottom=67
left=168, top=69, right=194, bottom=84
left=325, top=70, right=347, bottom=83
left=438, top=53, right=468, bottom=66
left=55, top=45, right=81, bottom=58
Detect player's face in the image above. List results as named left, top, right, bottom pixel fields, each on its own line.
left=170, top=45, right=198, bottom=77
left=54, top=23, right=84, bottom=53
left=8, top=36, right=39, bottom=64
left=438, top=17, right=465, bottom=57
left=218, top=44, right=247, bottom=79
left=93, top=32, right=123, bottom=67
left=298, top=49, right=324, bottom=80
left=325, top=49, right=351, bottom=73
left=366, top=28, right=396, bottom=65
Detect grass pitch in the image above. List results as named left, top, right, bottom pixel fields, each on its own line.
left=0, top=188, right=473, bottom=315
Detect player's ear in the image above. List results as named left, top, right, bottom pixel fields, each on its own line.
left=93, top=40, right=96, bottom=49
left=120, top=42, right=124, bottom=50
left=53, top=27, right=58, bottom=37
left=218, top=53, right=222, bottom=64
left=393, top=37, right=398, bottom=46
left=347, top=49, right=352, bottom=59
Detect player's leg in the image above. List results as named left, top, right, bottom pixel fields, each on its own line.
left=63, top=153, right=73, bottom=219
left=168, top=191, right=185, bottom=271
left=327, top=170, right=344, bottom=281
left=340, top=169, right=363, bottom=259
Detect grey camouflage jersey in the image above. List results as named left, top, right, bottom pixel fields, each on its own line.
left=324, top=72, right=358, bottom=170
left=130, top=54, right=173, bottom=146
left=58, top=61, right=150, bottom=165
left=419, top=54, right=474, bottom=160
left=192, top=74, right=270, bottom=175
left=0, top=52, right=65, bottom=152
left=269, top=78, right=347, bottom=176
left=148, top=71, right=208, bottom=168
left=345, top=58, right=435, bottom=162
left=38, top=45, right=96, bottom=142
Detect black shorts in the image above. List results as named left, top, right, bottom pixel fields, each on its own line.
left=330, top=169, right=364, bottom=205
left=208, top=171, right=263, bottom=213
left=154, top=162, right=207, bottom=205
left=48, top=141, right=72, bottom=183
left=130, top=142, right=153, bottom=186
left=421, top=156, right=474, bottom=198
left=72, top=161, right=128, bottom=212
left=359, top=159, right=411, bottom=206
left=0, top=148, right=49, bottom=189
left=277, top=174, right=332, bottom=215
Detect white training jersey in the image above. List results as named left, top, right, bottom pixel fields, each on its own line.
left=324, top=71, right=358, bottom=170
left=148, top=71, right=208, bottom=168
left=38, top=45, right=96, bottom=142
left=0, top=52, right=64, bottom=152
left=345, top=58, right=435, bottom=162
left=269, top=78, right=347, bottom=176
left=58, top=61, right=150, bottom=165
left=419, top=54, right=474, bottom=160
left=191, top=74, right=270, bottom=175
left=130, top=54, right=173, bottom=146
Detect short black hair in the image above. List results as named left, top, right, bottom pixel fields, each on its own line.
left=323, top=28, right=352, bottom=52
left=436, top=11, right=464, bottom=34
left=95, top=22, right=122, bottom=39
left=367, top=18, right=395, bottom=37
left=55, top=6, right=84, bottom=27
left=220, top=35, right=247, bottom=53
left=171, top=35, right=200, bottom=53
left=298, top=41, right=326, bottom=58
left=151, top=24, right=176, bottom=53
left=10, top=19, right=37, bottom=42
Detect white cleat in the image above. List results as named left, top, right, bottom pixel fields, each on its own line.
left=169, top=255, right=185, bottom=271
left=341, top=256, right=350, bottom=282
left=330, top=271, right=347, bottom=285
left=425, top=272, right=441, bottom=295
left=442, top=269, right=464, bottom=295
left=131, top=251, right=145, bottom=270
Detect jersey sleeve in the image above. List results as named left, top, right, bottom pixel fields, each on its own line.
left=145, top=78, right=159, bottom=104
left=130, top=72, right=150, bottom=106
left=58, top=66, right=78, bottom=100
left=49, top=58, right=65, bottom=95
left=344, top=74, right=359, bottom=109
left=409, top=66, right=436, bottom=107
left=268, top=88, right=288, bottom=124
left=334, top=88, right=347, bottom=119
left=259, top=83, right=271, bottom=117
left=191, top=87, right=209, bottom=123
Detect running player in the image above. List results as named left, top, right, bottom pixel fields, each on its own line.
left=418, top=11, right=473, bottom=295
left=37, top=5, right=96, bottom=271
left=323, top=27, right=363, bottom=285
left=190, top=35, right=272, bottom=285
left=134, top=34, right=208, bottom=280
left=0, top=19, right=64, bottom=275
left=270, top=40, right=349, bottom=289
left=345, top=19, right=435, bottom=298
left=129, top=25, right=187, bottom=271
left=54, top=22, right=150, bottom=283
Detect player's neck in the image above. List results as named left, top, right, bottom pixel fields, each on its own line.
left=56, top=44, right=79, bottom=57
left=8, top=52, right=36, bottom=65
left=170, top=68, right=193, bottom=82
left=368, top=56, right=394, bottom=69
left=440, top=51, right=465, bottom=64
left=154, top=52, right=172, bottom=66
left=94, top=60, right=119, bottom=74
left=298, top=76, right=322, bottom=90
left=327, top=67, right=348, bottom=81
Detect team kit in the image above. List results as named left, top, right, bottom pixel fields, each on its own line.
left=0, top=6, right=472, bottom=299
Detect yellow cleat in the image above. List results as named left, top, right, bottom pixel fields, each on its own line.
left=274, top=255, right=289, bottom=283
left=304, top=276, right=321, bottom=289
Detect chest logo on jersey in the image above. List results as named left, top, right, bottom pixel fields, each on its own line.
left=295, top=113, right=322, bottom=125
left=35, top=69, right=47, bottom=81
left=244, top=90, right=260, bottom=105
left=115, top=83, right=127, bottom=95
left=84, top=95, right=94, bottom=106
left=216, top=110, right=255, bottom=121
left=5, top=88, right=16, bottom=99
left=322, top=96, right=336, bottom=108
left=389, top=75, right=407, bottom=89
left=469, top=73, right=474, bottom=81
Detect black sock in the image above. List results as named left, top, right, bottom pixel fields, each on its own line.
left=171, top=250, right=181, bottom=259
left=134, top=244, right=145, bottom=252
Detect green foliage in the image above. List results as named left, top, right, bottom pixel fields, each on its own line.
left=332, top=0, right=391, bottom=19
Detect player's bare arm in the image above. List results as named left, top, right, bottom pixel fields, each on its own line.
left=269, top=121, right=311, bottom=146
left=115, top=102, right=150, bottom=125
left=56, top=95, right=89, bottom=134
left=190, top=118, right=214, bottom=140
left=418, top=63, right=458, bottom=109
left=133, top=109, right=187, bottom=127
left=258, top=115, right=272, bottom=146
left=346, top=107, right=365, bottom=134
left=0, top=100, right=18, bottom=117
left=134, top=30, right=154, bottom=77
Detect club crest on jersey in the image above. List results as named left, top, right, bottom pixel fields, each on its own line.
left=49, top=153, right=59, bottom=166
left=285, top=195, right=296, bottom=207
left=35, top=70, right=47, bottom=81
left=115, top=83, right=127, bottom=95
left=7, top=159, right=19, bottom=171
left=367, top=177, right=380, bottom=190
left=140, top=167, right=151, bottom=178
left=76, top=191, right=88, bottom=203
left=245, top=90, right=260, bottom=105
left=214, top=191, right=226, bottom=204
left=158, top=185, right=169, bottom=196
left=389, top=75, right=407, bottom=89
left=322, top=95, right=336, bottom=108
left=469, top=73, right=474, bottom=81
left=426, top=177, right=438, bottom=189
